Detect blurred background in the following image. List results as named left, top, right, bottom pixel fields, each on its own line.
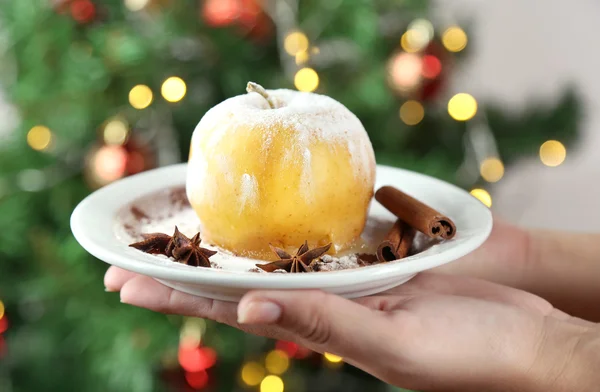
left=0, top=0, right=593, bottom=391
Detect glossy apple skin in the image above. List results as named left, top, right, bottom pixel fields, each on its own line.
left=186, top=89, right=376, bottom=260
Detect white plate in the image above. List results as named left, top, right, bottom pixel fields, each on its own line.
left=71, top=164, right=492, bottom=302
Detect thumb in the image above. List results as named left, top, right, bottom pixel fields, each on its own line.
left=237, top=290, right=393, bottom=361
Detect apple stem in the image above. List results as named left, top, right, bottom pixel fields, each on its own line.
left=246, top=82, right=276, bottom=109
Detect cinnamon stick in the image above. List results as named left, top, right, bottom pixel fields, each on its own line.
left=375, top=186, right=456, bottom=240
left=376, top=219, right=416, bottom=262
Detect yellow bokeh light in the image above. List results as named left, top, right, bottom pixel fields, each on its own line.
left=0, top=300, right=4, bottom=320
left=323, top=352, right=343, bottom=363
left=448, top=93, right=477, bottom=121
left=260, top=375, right=284, bottom=392
left=539, top=140, right=566, bottom=167
left=124, top=0, right=149, bottom=11
left=399, top=100, right=425, bottom=125
left=400, top=32, right=420, bottom=53
left=294, top=68, right=319, bottom=92
left=480, top=157, right=504, bottom=183
left=265, top=350, right=290, bottom=375
left=295, top=50, right=309, bottom=65
left=27, top=125, right=52, bottom=151
left=103, top=119, right=128, bottom=145
left=241, top=362, right=265, bottom=386
left=161, top=76, right=187, bottom=103
left=284, top=31, right=309, bottom=56
left=470, top=188, right=492, bottom=208
left=442, top=26, right=468, bottom=52
left=129, top=84, right=153, bottom=109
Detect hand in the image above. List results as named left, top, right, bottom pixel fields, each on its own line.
left=105, top=267, right=598, bottom=392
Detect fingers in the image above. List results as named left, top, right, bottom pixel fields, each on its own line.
left=119, top=275, right=298, bottom=341
left=104, top=266, right=138, bottom=291
left=237, top=289, right=402, bottom=366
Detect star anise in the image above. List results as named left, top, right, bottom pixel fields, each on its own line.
left=173, top=232, right=217, bottom=267
left=256, top=241, right=332, bottom=273
left=129, top=226, right=217, bottom=268
left=129, top=233, right=172, bottom=254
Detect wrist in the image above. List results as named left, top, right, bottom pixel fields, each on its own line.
left=525, top=321, right=600, bottom=392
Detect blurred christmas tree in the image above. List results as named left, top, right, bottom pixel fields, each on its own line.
left=0, top=0, right=580, bottom=391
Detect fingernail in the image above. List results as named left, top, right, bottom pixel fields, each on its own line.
left=238, top=300, right=281, bottom=324
left=105, top=287, right=116, bottom=292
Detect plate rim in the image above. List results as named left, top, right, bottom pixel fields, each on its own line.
left=71, top=163, right=493, bottom=289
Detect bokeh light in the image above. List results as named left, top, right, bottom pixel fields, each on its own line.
left=27, top=125, right=52, bottom=151
left=422, top=55, right=442, bottom=79
left=161, top=76, right=187, bottom=103
left=180, top=318, right=206, bottom=348
left=284, top=31, right=309, bottom=56
left=400, top=32, right=419, bottom=53
left=448, top=93, right=477, bottom=121
left=94, top=145, right=128, bottom=182
left=260, top=375, right=284, bottom=392
left=539, top=140, right=566, bottom=167
left=124, top=0, right=149, bottom=12
left=185, top=370, right=209, bottom=389
left=480, top=157, right=505, bottom=183
left=129, top=84, right=153, bottom=109
left=399, top=100, right=425, bottom=125
left=202, top=0, right=239, bottom=27
left=470, top=188, right=492, bottom=208
left=103, top=119, right=128, bottom=145
left=295, top=50, right=309, bottom=65
left=275, top=341, right=299, bottom=358
left=0, top=317, right=8, bottom=334
left=405, top=19, right=434, bottom=50
left=323, top=352, right=343, bottom=363
left=241, top=362, right=265, bottom=386
left=294, top=68, right=319, bottom=92
left=442, top=26, right=468, bottom=52
left=265, top=350, right=289, bottom=375
left=178, top=345, right=217, bottom=372
left=0, top=300, right=4, bottom=320
left=389, top=52, right=422, bottom=91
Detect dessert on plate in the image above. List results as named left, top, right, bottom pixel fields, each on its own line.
left=129, top=82, right=456, bottom=273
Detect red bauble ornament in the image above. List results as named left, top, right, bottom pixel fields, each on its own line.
left=202, top=0, right=240, bottom=27
left=417, top=41, right=451, bottom=102
left=70, top=0, right=96, bottom=24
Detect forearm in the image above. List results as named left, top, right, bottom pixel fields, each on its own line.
left=524, top=229, right=600, bottom=322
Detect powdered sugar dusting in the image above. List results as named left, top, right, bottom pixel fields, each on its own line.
left=187, top=89, right=375, bottom=208
left=316, top=254, right=361, bottom=271
left=239, top=173, right=258, bottom=213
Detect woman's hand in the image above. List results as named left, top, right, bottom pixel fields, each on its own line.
left=105, top=267, right=599, bottom=392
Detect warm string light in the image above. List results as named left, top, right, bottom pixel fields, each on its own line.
left=405, top=19, right=434, bottom=51
left=241, top=361, right=265, bottom=386
left=294, top=68, right=319, bottom=92
left=295, top=50, right=309, bottom=65
left=103, top=119, right=129, bottom=145
left=129, top=84, right=153, bottom=109
left=399, top=100, right=425, bottom=125
left=442, top=26, right=468, bottom=52
left=180, top=318, right=206, bottom=348
left=265, top=349, right=290, bottom=375
left=27, top=125, right=53, bottom=151
left=94, top=145, right=128, bottom=182
left=389, top=52, right=422, bottom=91
left=448, top=93, right=477, bottom=121
left=260, top=375, right=284, bottom=392
left=0, top=300, right=4, bottom=320
left=323, top=352, right=343, bottom=363
left=161, top=76, right=187, bottom=103
left=470, top=188, right=492, bottom=208
left=284, top=31, right=309, bottom=56
left=539, top=140, right=566, bottom=167
left=124, top=0, right=150, bottom=12
left=480, top=157, right=504, bottom=183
